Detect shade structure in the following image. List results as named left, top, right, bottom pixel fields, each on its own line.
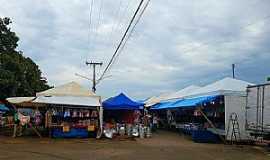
left=164, top=85, right=201, bottom=100
left=36, top=81, right=95, bottom=97
left=33, top=96, right=101, bottom=107
left=144, top=92, right=172, bottom=107
left=103, top=93, right=144, bottom=110
left=0, top=104, right=9, bottom=111
left=6, top=82, right=101, bottom=108
left=148, top=77, right=252, bottom=108
left=151, top=95, right=220, bottom=110
left=185, top=77, right=253, bottom=97
left=6, top=97, right=35, bottom=104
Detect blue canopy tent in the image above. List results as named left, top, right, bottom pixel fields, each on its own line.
left=151, top=95, right=220, bottom=110
left=102, top=93, right=144, bottom=110
left=0, top=103, right=9, bottom=112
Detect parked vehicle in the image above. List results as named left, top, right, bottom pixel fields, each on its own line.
left=246, top=83, right=270, bottom=141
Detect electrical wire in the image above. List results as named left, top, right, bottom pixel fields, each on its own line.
left=107, top=0, right=124, bottom=47
left=87, top=0, right=94, bottom=59
left=104, top=0, right=134, bottom=71
left=108, top=0, right=151, bottom=71
left=92, top=0, right=104, bottom=51
left=115, top=0, right=134, bottom=36
left=98, top=0, right=145, bottom=82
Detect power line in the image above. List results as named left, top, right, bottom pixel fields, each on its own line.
left=115, top=0, right=134, bottom=35
left=104, top=0, right=134, bottom=71
left=98, top=0, right=146, bottom=82
left=107, top=0, right=124, bottom=47
left=92, top=0, right=104, bottom=51
left=87, top=0, right=94, bottom=58
left=108, top=0, right=151, bottom=71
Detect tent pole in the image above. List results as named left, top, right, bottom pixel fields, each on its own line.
left=96, top=97, right=103, bottom=139
left=198, top=106, right=226, bottom=144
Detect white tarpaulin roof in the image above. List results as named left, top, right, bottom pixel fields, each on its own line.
left=164, top=85, right=201, bottom=100
left=145, top=86, right=201, bottom=107
left=145, top=92, right=172, bottom=107
left=185, top=77, right=254, bottom=97
left=36, top=81, right=95, bottom=97
left=146, top=77, right=253, bottom=107
left=7, top=82, right=101, bottom=107
left=6, top=97, right=35, bottom=104
left=33, top=96, right=100, bottom=107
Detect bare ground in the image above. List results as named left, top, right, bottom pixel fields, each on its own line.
left=0, top=131, right=269, bottom=160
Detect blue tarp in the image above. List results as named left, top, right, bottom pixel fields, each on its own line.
left=151, top=101, right=177, bottom=110
left=151, top=95, right=219, bottom=110
left=103, top=93, right=144, bottom=110
left=52, top=128, right=89, bottom=138
left=0, top=104, right=9, bottom=111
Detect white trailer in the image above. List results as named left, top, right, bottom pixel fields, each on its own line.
left=246, top=83, right=270, bottom=140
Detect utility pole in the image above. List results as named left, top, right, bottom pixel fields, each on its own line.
left=232, top=64, right=235, bottom=79
left=86, top=61, right=102, bottom=93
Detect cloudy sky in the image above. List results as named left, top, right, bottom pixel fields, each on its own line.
left=1, top=0, right=270, bottom=99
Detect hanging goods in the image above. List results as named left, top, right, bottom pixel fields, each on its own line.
left=64, top=109, right=71, bottom=118
left=87, top=125, right=95, bottom=131
left=85, top=110, right=90, bottom=117
left=226, top=112, right=241, bottom=144
left=133, top=110, right=141, bottom=124
left=45, top=110, right=52, bottom=128
left=72, top=110, right=78, bottom=117
left=34, top=110, right=42, bottom=126
left=18, top=113, right=30, bottom=126
left=91, top=110, right=98, bottom=118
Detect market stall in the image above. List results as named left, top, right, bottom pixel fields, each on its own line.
left=102, top=93, right=149, bottom=139
left=150, top=77, right=253, bottom=143
left=152, top=95, right=224, bottom=143
left=5, top=82, right=103, bottom=139
left=0, top=101, right=13, bottom=136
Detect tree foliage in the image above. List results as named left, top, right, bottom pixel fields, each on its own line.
left=0, top=17, right=50, bottom=99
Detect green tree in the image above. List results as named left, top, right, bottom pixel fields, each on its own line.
left=0, top=17, right=50, bottom=99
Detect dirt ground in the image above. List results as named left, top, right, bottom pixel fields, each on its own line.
left=0, top=131, right=269, bottom=160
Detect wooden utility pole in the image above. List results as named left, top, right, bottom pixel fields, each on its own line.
left=86, top=61, right=102, bottom=93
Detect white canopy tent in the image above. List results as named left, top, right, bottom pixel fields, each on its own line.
left=6, top=81, right=103, bottom=138
left=145, top=92, right=172, bottom=107
left=7, top=82, right=101, bottom=107
left=163, top=85, right=201, bottom=100
left=36, top=81, right=95, bottom=97
left=6, top=97, right=35, bottom=104
left=181, top=77, right=254, bottom=141
left=145, top=85, right=201, bottom=107
left=185, top=77, right=253, bottom=98
left=148, top=77, right=254, bottom=141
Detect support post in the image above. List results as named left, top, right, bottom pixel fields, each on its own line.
left=198, top=107, right=226, bottom=144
